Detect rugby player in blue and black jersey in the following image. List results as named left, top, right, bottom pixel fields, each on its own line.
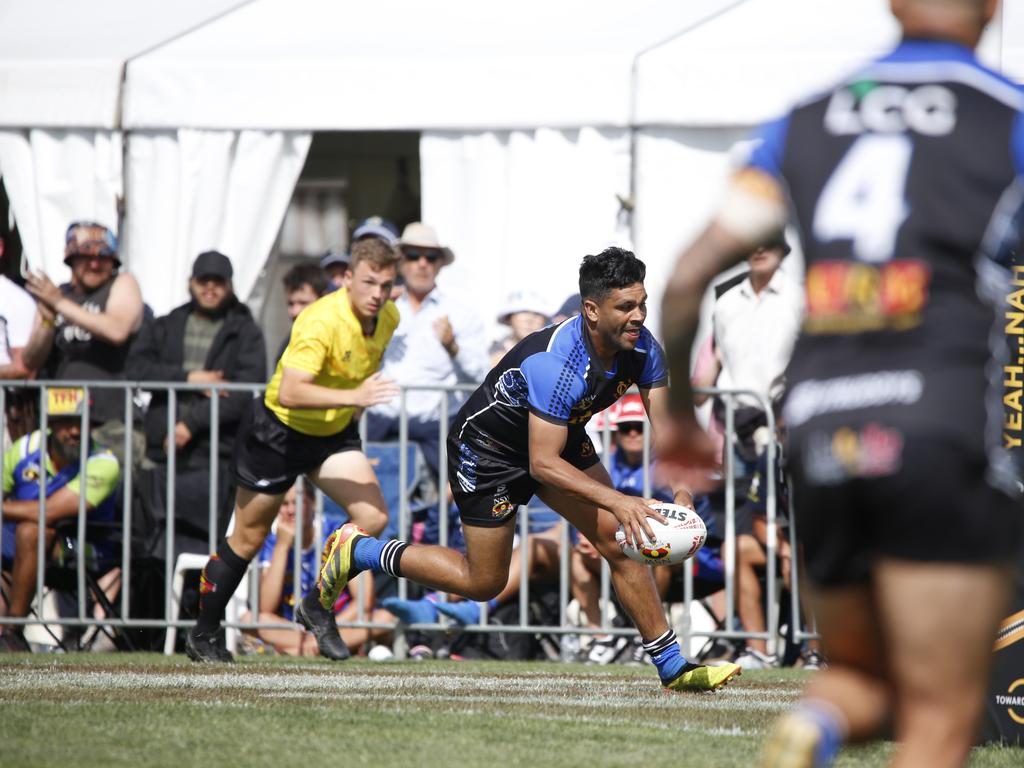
left=314, top=247, right=740, bottom=692
left=660, top=0, right=1021, bottom=764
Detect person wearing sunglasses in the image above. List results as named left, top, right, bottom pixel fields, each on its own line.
left=22, top=222, right=144, bottom=467
left=365, top=222, right=488, bottom=484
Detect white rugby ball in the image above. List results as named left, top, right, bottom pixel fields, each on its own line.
left=615, top=502, right=707, bottom=566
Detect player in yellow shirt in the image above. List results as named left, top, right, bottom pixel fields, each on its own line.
left=186, top=238, right=401, bottom=663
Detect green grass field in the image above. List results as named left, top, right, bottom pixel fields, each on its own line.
left=0, top=654, right=1021, bottom=767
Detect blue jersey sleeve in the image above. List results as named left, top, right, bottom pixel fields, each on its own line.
left=520, top=351, right=587, bottom=424
left=1012, top=111, right=1024, bottom=179
left=637, top=331, right=668, bottom=388
left=259, top=534, right=276, bottom=568
left=745, top=115, right=790, bottom=180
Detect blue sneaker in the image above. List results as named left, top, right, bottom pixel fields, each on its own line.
left=379, top=597, right=439, bottom=625
left=435, top=600, right=482, bottom=625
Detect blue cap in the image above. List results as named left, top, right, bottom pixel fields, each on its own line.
left=353, top=216, right=399, bottom=247
left=320, top=249, right=350, bottom=269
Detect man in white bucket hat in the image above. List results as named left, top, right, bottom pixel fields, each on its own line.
left=367, top=223, right=487, bottom=487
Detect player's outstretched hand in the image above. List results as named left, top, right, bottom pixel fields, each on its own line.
left=611, top=496, right=668, bottom=550
left=353, top=372, right=401, bottom=407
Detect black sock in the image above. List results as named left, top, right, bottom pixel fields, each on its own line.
left=195, top=540, right=249, bottom=634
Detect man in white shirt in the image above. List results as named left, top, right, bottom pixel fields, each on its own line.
left=704, top=239, right=803, bottom=466
left=0, top=236, right=40, bottom=445
left=367, top=222, right=488, bottom=478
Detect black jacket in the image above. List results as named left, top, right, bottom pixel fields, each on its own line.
left=127, top=297, right=266, bottom=464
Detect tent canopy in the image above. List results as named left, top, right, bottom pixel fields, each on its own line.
left=0, top=0, right=245, bottom=129
left=121, top=0, right=737, bottom=131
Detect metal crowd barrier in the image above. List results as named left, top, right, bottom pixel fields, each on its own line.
left=0, top=379, right=812, bottom=660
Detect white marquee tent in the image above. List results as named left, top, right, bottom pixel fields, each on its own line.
left=1, top=0, right=1022, bottom=327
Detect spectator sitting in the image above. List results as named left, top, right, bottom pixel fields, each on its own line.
left=277, top=263, right=328, bottom=363
left=127, top=250, right=266, bottom=559
left=0, top=234, right=40, bottom=444
left=22, top=222, right=144, bottom=467
left=366, top=222, right=488, bottom=478
left=0, top=388, right=121, bottom=652
left=489, top=289, right=551, bottom=366
left=242, top=479, right=388, bottom=656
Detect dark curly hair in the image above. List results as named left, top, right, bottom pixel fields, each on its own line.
left=578, top=247, right=646, bottom=302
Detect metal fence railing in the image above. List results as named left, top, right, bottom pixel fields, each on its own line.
left=0, top=379, right=814, bottom=659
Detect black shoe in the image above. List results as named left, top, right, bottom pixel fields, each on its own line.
left=185, top=627, right=234, bottom=663
left=0, top=631, right=31, bottom=653
left=295, top=593, right=350, bottom=661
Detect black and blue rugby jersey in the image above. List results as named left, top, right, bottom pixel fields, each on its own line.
left=449, top=314, right=667, bottom=493
left=747, top=39, right=1024, bottom=472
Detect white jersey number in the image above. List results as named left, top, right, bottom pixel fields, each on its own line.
left=812, top=134, right=912, bottom=263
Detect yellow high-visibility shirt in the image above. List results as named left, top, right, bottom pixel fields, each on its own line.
left=264, top=288, right=399, bottom=436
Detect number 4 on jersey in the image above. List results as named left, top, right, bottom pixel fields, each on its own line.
left=813, top=134, right=913, bottom=263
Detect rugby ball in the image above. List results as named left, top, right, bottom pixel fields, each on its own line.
left=615, top=502, right=707, bottom=566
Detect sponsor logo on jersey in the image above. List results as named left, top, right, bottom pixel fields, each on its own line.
left=616, top=380, right=633, bottom=398
left=804, top=259, right=930, bottom=334
left=784, top=370, right=924, bottom=428
left=803, top=423, right=904, bottom=484
left=825, top=82, right=956, bottom=137
left=579, top=439, right=594, bottom=458
left=1004, top=267, right=1024, bottom=452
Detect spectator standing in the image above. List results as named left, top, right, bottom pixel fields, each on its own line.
left=22, top=222, right=144, bottom=465
left=0, top=388, right=121, bottom=652
left=0, top=236, right=40, bottom=444
left=127, top=251, right=266, bottom=558
left=711, top=239, right=802, bottom=464
left=367, top=222, right=488, bottom=476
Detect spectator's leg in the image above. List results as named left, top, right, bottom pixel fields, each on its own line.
left=570, top=539, right=603, bottom=629
left=5, top=522, right=54, bottom=627
left=875, top=559, right=1011, bottom=768
left=736, top=533, right=769, bottom=655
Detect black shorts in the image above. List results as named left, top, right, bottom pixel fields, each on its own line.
left=234, top=401, right=362, bottom=495
left=448, top=432, right=601, bottom=528
left=790, top=431, right=1022, bottom=587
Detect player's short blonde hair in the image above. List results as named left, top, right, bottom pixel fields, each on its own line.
left=350, top=237, right=399, bottom=272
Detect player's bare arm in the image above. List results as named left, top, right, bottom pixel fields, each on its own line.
left=277, top=367, right=399, bottom=410
left=659, top=168, right=787, bottom=465
left=639, top=385, right=696, bottom=507
left=527, top=412, right=665, bottom=547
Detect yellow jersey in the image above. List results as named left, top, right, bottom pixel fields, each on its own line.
left=264, top=288, right=400, bottom=436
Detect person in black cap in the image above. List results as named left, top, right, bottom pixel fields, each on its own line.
left=127, top=249, right=266, bottom=564
left=22, top=221, right=145, bottom=465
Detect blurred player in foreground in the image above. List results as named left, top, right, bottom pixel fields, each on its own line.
left=659, top=1, right=1021, bottom=765
left=314, top=247, right=740, bottom=692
